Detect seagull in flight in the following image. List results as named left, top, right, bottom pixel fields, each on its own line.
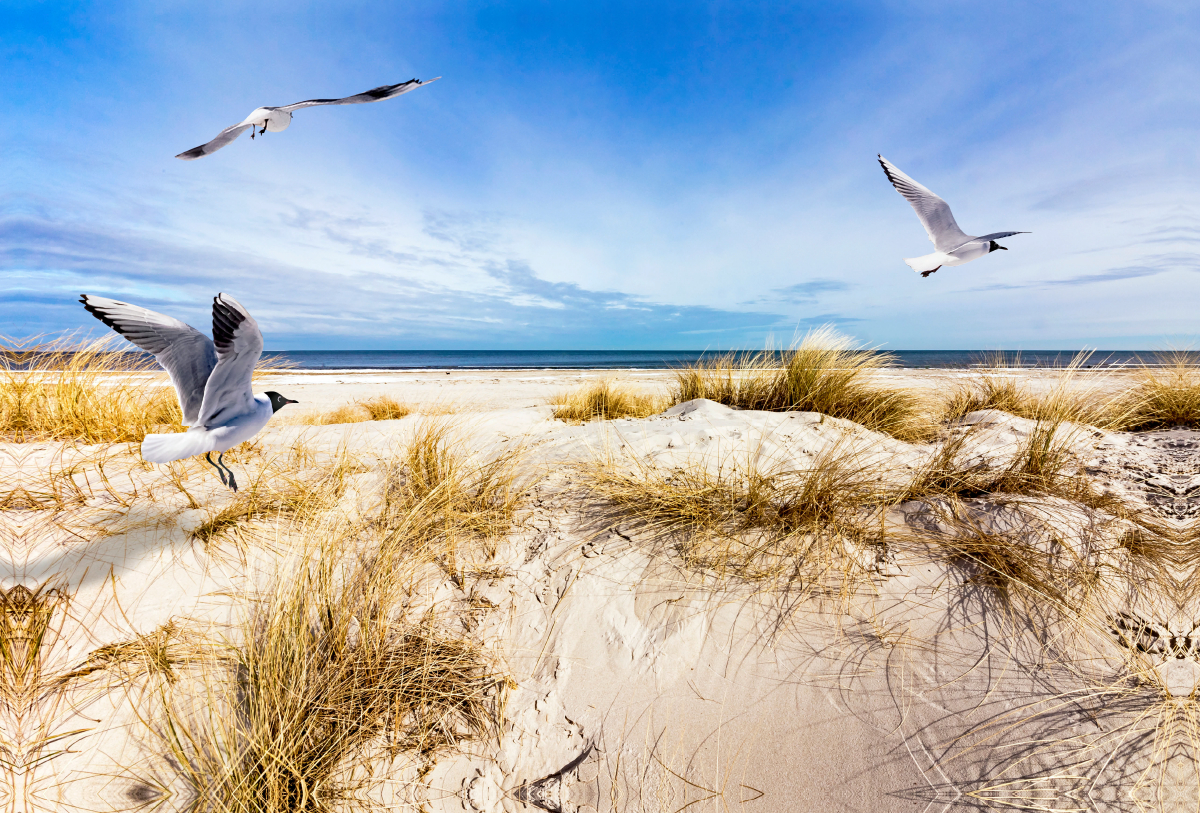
left=80, top=293, right=297, bottom=491
left=878, top=155, right=1028, bottom=277
left=175, top=77, right=440, bottom=160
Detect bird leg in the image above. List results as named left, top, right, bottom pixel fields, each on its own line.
left=259, top=122, right=268, bottom=136
left=205, top=452, right=229, bottom=487
left=921, top=266, right=941, bottom=278
left=217, top=453, right=239, bottom=493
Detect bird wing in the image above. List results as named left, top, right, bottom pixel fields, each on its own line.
left=195, top=294, right=264, bottom=427
left=975, top=231, right=1029, bottom=242
left=80, top=295, right=218, bottom=425
left=878, top=155, right=972, bottom=252
left=176, top=122, right=255, bottom=160
left=278, top=77, right=440, bottom=112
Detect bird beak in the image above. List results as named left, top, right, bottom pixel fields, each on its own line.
left=996, top=245, right=1008, bottom=250
left=286, top=398, right=299, bottom=404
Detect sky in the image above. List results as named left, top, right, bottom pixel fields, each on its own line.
left=3, top=0, right=1199, bottom=350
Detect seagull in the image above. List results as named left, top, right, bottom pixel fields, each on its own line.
left=175, top=77, right=440, bottom=160
left=878, top=154, right=1028, bottom=277
left=80, top=293, right=297, bottom=491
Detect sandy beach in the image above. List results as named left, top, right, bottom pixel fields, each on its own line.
left=3, top=360, right=1197, bottom=812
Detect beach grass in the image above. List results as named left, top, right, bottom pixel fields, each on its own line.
left=670, top=327, right=933, bottom=441
left=552, top=379, right=665, bottom=422
left=375, top=420, right=523, bottom=581
left=0, top=334, right=182, bottom=443
left=299, top=395, right=413, bottom=425
left=150, top=527, right=505, bottom=813
left=583, top=444, right=887, bottom=589
left=1116, top=351, right=1200, bottom=429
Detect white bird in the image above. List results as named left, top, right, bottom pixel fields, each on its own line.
left=878, top=154, right=1028, bottom=277
left=80, top=293, right=297, bottom=491
left=175, top=77, right=440, bottom=160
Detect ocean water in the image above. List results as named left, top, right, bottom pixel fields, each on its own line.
left=263, top=349, right=1188, bottom=371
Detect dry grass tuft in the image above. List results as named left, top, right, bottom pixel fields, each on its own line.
left=56, top=620, right=202, bottom=688
left=671, top=327, right=931, bottom=441
left=375, top=421, right=523, bottom=581
left=0, top=334, right=294, bottom=442
left=190, top=443, right=361, bottom=544
left=1116, top=351, right=1200, bottom=429
left=552, top=379, right=665, bottom=423
left=584, top=446, right=887, bottom=587
left=940, top=351, right=1128, bottom=429
left=360, top=395, right=412, bottom=421
left=299, top=395, right=413, bottom=425
left=0, top=334, right=181, bottom=442
left=155, top=513, right=506, bottom=812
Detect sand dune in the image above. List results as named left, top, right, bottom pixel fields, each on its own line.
left=3, top=367, right=1198, bottom=812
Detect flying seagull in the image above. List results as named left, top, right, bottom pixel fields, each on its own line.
left=175, top=77, right=440, bottom=160
left=80, top=293, right=297, bottom=491
left=878, top=154, right=1028, bottom=277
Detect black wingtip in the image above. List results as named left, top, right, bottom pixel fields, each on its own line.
left=211, top=293, right=246, bottom=352
left=80, top=294, right=128, bottom=335
left=176, top=147, right=205, bottom=160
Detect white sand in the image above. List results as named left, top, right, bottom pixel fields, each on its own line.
left=2, top=370, right=1194, bottom=812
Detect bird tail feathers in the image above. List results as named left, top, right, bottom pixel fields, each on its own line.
left=904, top=254, right=944, bottom=274
left=141, top=429, right=214, bottom=464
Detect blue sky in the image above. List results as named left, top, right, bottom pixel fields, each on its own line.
left=3, top=1, right=1198, bottom=350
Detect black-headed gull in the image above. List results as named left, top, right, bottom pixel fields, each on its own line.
left=878, top=155, right=1028, bottom=277
left=80, top=293, right=297, bottom=491
left=175, top=77, right=440, bottom=160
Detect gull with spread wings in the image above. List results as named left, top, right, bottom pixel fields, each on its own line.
left=80, top=293, right=297, bottom=491
left=878, top=154, right=1028, bottom=277
left=176, top=77, right=440, bottom=160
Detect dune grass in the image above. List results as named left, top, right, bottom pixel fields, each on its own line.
left=190, top=442, right=362, bottom=545
left=152, top=531, right=505, bottom=812
left=375, top=421, right=523, bottom=582
left=584, top=445, right=888, bottom=588
left=0, top=334, right=295, bottom=443
left=299, top=395, right=413, bottom=426
left=1116, top=351, right=1200, bottom=430
left=552, top=379, right=665, bottom=423
left=0, top=335, right=181, bottom=443
left=940, top=351, right=1131, bottom=429
left=671, top=327, right=932, bottom=441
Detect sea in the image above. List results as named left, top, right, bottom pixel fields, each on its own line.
left=261, top=350, right=1190, bottom=371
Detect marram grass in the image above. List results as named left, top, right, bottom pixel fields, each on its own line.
left=552, top=379, right=665, bottom=422
left=671, top=327, right=932, bottom=441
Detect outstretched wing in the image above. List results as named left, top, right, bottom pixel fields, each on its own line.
left=175, top=122, right=255, bottom=160
left=80, top=295, right=217, bottom=425
left=878, top=155, right=972, bottom=253
left=975, top=231, right=1029, bottom=242
left=278, top=77, right=440, bottom=112
left=195, top=294, right=264, bottom=427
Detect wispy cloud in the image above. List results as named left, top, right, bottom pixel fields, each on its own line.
left=753, top=278, right=850, bottom=304
left=1, top=215, right=787, bottom=348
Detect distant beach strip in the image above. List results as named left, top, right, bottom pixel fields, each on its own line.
left=262, top=349, right=1198, bottom=371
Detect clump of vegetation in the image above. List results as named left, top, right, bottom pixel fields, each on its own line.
left=191, top=443, right=361, bottom=544
left=300, top=395, right=413, bottom=425
left=584, top=446, right=887, bottom=588
left=0, top=335, right=181, bottom=443
left=56, top=620, right=201, bottom=688
left=671, top=327, right=931, bottom=441
left=375, top=421, right=523, bottom=580
left=360, top=395, right=412, bottom=421
left=940, top=352, right=1125, bottom=428
left=901, top=421, right=1077, bottom=502
left=154, top=534, right=506, bottom=812
left=552, top=379, right=664, bottom=422
left=1116, top=351, right=1200, bottom=429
